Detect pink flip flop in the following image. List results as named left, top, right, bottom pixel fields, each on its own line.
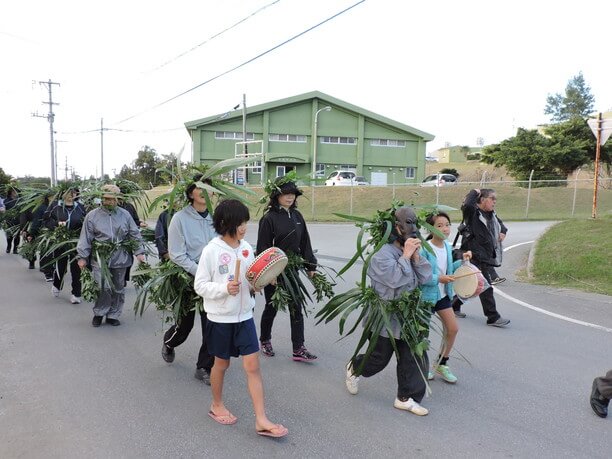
left=208, top=410, right=237, bottom=425
left=257, top=424, right=288, bottom=438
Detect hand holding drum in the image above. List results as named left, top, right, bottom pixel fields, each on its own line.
left=245, top=247, right=288, bottom=289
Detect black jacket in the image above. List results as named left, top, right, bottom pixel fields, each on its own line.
left=460, top=189, right=507, bottom=266
left=44, top=202, right=87, bottom=232
left=256, top=205, right=317, bottom=270
left=154, top=210, right=170, bottom=258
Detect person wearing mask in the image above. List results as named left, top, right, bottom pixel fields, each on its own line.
left=256, top=178, right=318, bottom=363
left=76, top=184, right=145, bottom=327
left=161, top=176, right=217, bottom=385
left=47, top=188, right=87, bottom=303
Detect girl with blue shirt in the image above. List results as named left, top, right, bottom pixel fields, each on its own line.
left=420, top=212, right=471, bottom=383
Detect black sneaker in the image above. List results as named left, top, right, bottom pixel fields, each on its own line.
left=454, top=311, right=467, bottom=318
left=106, top=318, right=121, bottom=326
left=92, top=316, right=103, bottom=327
left=490, top=277, right=506, bottom=285
left=161, top=343, right=175, bottom=363
left=292, top=346, right=317, bottom=362
left=194, top=368, right=211, bottom=386
left=260, top=340, right=275, bottom=357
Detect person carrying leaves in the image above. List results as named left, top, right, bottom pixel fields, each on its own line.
left=256, top=174, right=318, bottom=362
left=343, top=206, right=433, bottom=416
left=194, top=199, right=288, bottom=438
left=76, top=184, right=145, bottom=327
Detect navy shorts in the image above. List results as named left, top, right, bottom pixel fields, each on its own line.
left=433, top=296, right=452, bottom=312
left=206, top=318, right=260, bottom=360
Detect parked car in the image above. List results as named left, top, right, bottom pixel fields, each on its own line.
left=353, top=176, right=369, bottom=186
left=425, top=156, right=439, bottom=162
left=325, top=170, right=356, bottom=186
left=420, top=173, right=458, bottom=187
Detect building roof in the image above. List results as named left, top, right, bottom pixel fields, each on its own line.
left=184, top=90, right=434, bottom=141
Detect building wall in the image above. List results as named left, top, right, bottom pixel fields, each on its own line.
left=191, top=98, right=429, bottom=185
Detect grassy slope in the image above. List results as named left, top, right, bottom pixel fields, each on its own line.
left=531, top=219, right=612, bottom=296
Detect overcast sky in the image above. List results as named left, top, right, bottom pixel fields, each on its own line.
left=2, top=0, right=611, bottom=180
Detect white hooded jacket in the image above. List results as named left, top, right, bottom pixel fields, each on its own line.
left=194, top=237, right=255, bottom=323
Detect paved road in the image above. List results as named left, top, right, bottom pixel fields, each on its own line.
left=1, top=222, right=611, bottom=458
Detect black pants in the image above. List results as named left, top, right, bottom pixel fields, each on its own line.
left=53, top=256, right=82, bottom=296
left=6, top=233, right=20, bottom=253
left=352, top=336, right=428, bottom=402
left=452, top=260, right=501, bottom=323
left=595, top=370, right=612, bottom=399
left=164, top=308, right=214, bottom=372
left=260, top=283, right=304, bottom=350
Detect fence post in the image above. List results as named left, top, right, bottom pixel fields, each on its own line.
left=525, top=169, right=534, bottom=219
left=350, top=178, right=354, bottom=215
left=571, top=168, right=581, bottom=217
left=311, top=185, right=315, bottom=221
left=436, top=180, right=440, bottom=205
left=392, top=172, right=396, bottom=200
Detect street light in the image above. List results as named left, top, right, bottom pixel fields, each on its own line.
left=311, top=106, right=331, bottom=219
left=312, top=106, right=332, bottom=182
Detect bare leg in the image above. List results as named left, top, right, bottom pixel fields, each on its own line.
left=242, top=352, right=287, bottom=434
left=210, top=357, right=234, bottom=420
left=437, top=308, right=459, bottom=359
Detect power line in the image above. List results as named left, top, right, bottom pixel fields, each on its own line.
left=116, top=0, right=366, bottom=125
left=145, top=0, right=281, bottom=74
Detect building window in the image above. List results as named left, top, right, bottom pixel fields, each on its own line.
left=215, top=131, right=254, bottom=140
left=276, top=166, right=286, bottom=177
left=251, top=161, right=262, bottom=174
left=315, top=163, right=325, bottom=177
left=405, top=167, right=416, bottom=179
left=320, top=136, right=356, bottom=145
left=340, top=164, right=357, bottom=170
left=269, top=133, right=307, bottom=143
left=370, top=139, right=406, bottom=147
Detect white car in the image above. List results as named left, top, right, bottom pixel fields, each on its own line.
left=420, top=173, right=458, bottom=187
left=325, top=170, right=356, bottom=186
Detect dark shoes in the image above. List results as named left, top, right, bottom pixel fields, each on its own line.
left=106, top=318, right=120, bottom=326
left=162, top=344, right=175, bottom=363
left=490, top=277, right=506, bottom=285
left=454, top=311, right=467, bottom=318
left=194, top=368, right=211, bottom=386
left=260, top=340, right=275, bottom=357
left=590, top=379, right=609, bottom=418
left=92, top=316, right=103, bottom=327
left=487, top=317, right=511, bottom=327
left=292, top=346, right=317, bottom=362
left=28, top=261, right=35, bottom=269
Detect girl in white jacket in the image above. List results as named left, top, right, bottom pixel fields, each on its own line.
left=194, top=199, right=288, bottom=438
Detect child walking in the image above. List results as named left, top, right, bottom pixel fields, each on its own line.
left=420, top=212, right=471, bottom=383
left=194, top=199, right=288, bottom=438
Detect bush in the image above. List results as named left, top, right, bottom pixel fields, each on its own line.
left=439, top=168, right=459, bottom=177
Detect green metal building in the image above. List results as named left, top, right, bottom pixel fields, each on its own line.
left=185, top=91, right=434, bottom=185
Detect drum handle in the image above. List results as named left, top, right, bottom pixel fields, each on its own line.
left=235, top=259, right=241, bottom=281
left=453, top=270, right=481, bottom=280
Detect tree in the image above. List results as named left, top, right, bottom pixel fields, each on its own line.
left=544, top=72, right=595, bottom=122
left=481, top=128, right=561, bottom=181
left=0, top=167, right=13, bottom=189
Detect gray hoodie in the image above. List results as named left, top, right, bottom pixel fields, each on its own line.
left=168, top=205, right=216, bottom=276
left=77, top=206, right=145, bottom=268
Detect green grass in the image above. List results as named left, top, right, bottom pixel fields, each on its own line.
left=143, top=182, right=612, bottom=223
left=531, top=219, right=612, bottom=296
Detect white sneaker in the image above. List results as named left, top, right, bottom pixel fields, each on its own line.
left=51, top=286, right=60, bottom=297
left=345, top=362, right=359, bottom=395
left=394, top=397, right=429, bottom=416
left=70, top=295, right=82, bottom=304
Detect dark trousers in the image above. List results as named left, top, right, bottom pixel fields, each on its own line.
left=6, top=233, right=20, bottom=253
left=164, top=309, right=214, bottom=372
left=452, top=260, right=501, bottom=323
left=260, top=284, right=304, bottom=350
left=53, top=256, right=82, bottom=296
left=595, top=370, right=612, bottom=399
left=40, top=252, right=54, bottom=277
left=353, top=336, right=429, bottom=402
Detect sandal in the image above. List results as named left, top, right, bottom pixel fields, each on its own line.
left=208, top=410, right=237, bottom=425
left=257, top=424, right=288, bottom=438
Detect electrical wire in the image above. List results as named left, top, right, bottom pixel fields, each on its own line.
left=145, top=0, right=281, bottom=74
left=115, top=0, right=366, bottom=125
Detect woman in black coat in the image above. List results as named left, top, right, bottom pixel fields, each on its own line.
left=256, top=180, right=318, bottom=362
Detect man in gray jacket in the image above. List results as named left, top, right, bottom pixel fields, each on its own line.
left=161, top=176, right=217, bottom=385
left=77, top=184, right=145, bottom=327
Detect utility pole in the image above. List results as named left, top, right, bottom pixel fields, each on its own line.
left=100, top=118, right=105, bottom=179
left=242, top=93, right=248, bottom=185
left=32, top=79, right=60, bottom=186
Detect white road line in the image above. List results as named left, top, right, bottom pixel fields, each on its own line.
left=496, top=241, right=612, bottom=333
